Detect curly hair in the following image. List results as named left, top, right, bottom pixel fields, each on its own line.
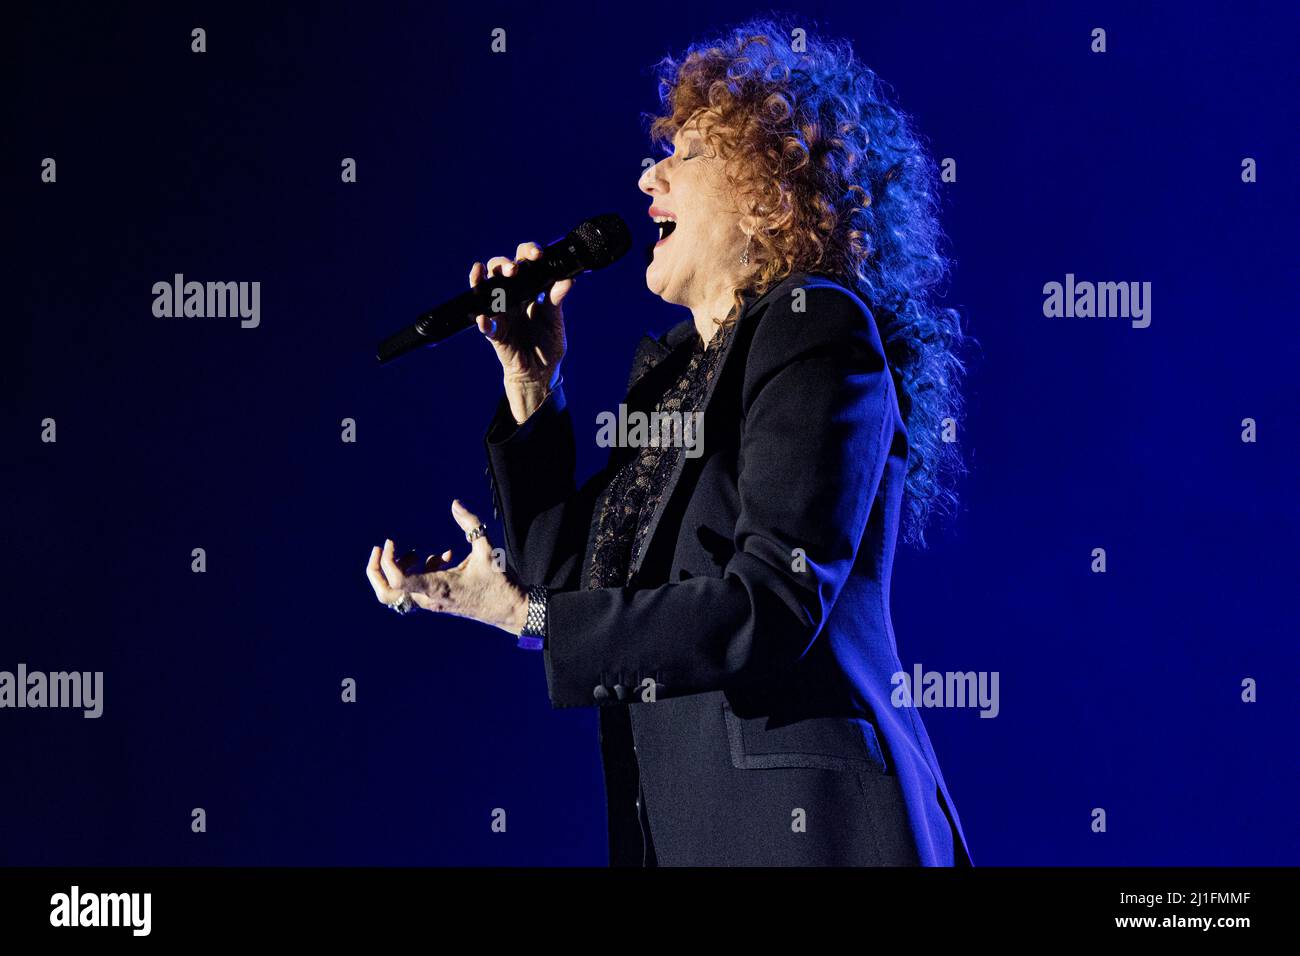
left=648, top=16, right=967, bottom=545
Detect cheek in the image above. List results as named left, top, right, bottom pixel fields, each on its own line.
left=694, top=193, right=739, bottom=242
left=698, top=214, right=737, bottom=254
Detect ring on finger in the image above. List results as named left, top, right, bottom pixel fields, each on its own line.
left=466, top=524, right=488, bottom=543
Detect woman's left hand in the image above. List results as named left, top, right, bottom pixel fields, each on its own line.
left=365, top=499, right=529, bottom=635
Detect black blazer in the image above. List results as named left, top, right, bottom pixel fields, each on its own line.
left=484, top=271, right=973, bottom=866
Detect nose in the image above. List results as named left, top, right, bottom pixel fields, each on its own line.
left=638, top=157, right=667, bottom=197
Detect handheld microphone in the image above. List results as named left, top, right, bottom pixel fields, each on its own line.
left=377, top=213, right=632, bottom=364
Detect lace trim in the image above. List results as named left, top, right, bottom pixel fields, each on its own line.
left=586, top=322, right=735, bottom=589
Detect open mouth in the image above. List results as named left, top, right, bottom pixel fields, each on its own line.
left=646, top=211, right=678, bottom=263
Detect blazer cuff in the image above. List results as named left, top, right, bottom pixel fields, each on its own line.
left=541, top=588, right=658, bottom=709
left=485, top=381, right=567, bottom=447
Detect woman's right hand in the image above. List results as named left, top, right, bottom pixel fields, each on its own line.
left=471, top=242, right=572, bottom=424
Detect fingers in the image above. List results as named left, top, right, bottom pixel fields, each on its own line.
left=470, top=265, right=501, bottom=341
left=479, top=257, right=516, bottom=333
left=450, top=499, right=493, bottom=559
left=472, top=245, right=544, bottom=343
left=424, top=548, right=455, bottom=572
left=366, top=545, right=399, bottom=603
left=474, top=244, right=539, bottom=289
left=549, top=277, right=574, bottom=307
left=379, top=538, right=405, bottom=588
left=512, top=242, right=567, bottom=312
left=366, top=542, right=461, bottom=614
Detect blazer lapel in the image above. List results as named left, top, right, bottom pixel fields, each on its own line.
left=576, top=320, right=697, bottom=592
left=624, top=320, right=693, bottom=396
left=624, top=288, right=775, bottom=581
left=624, top=334, right=667, bottom=393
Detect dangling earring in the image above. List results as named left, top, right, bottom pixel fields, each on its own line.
left=739, top=233, right=752, bottom=266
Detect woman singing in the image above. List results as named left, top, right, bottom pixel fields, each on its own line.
left=366, top=18, right=972, bottom=866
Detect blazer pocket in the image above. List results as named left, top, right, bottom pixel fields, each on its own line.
left=722, top=701, right=890, bottom=776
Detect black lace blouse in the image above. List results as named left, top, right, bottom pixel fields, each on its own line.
left=585, top=319, right=736, bottom=590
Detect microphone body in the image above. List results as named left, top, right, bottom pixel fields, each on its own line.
left=377, top=213, right=631, bottom=364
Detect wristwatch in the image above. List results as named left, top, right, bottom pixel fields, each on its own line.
left=518, top=585, right=548, bottom=651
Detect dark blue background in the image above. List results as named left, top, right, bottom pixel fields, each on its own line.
left=4, top=1, right=1296, bottom=865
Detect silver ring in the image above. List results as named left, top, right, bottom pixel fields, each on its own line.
left=466, top=524, right=488, bottom=543
left=389, top=594, right=416, bottom=614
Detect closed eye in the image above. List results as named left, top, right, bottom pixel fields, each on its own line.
left=674, top=136, right=703, bottom=162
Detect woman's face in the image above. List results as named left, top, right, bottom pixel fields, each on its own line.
left=639, top=119, right=748, bottom=312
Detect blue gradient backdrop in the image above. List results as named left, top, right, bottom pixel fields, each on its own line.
left=4, top=1, right=1297, bottom=865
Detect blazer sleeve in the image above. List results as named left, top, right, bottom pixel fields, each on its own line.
left=483, top=383, right=584, bottom=591
left=541, top=285, right=897, bottom=708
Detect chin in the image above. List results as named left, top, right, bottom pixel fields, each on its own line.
left=644, top=261, right=672, bottom=302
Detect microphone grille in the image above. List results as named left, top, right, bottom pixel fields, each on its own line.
left=572, top=214, right=632, bottom=270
